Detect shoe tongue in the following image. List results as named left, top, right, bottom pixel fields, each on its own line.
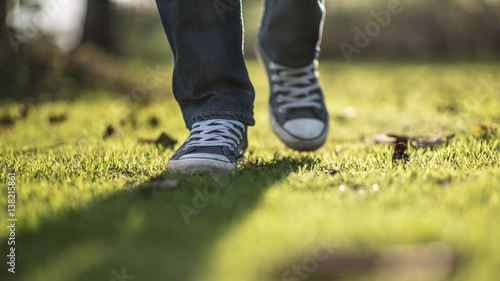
left=192, top=146, right=225, bottom=155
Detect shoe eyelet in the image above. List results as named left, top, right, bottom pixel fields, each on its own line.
left=276, top=95, right=283, bottom=103
left=229, top=147, right=235, bottom=151
left=278, top=107, right=285, bottom=114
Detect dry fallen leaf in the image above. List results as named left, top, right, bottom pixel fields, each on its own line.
left=411, top=134, right=455, bottom=148
left=103, top=125, right=116, bottom=139
left=437, top=103, right=461, bottom=113
left=365, top=133, right=454, bottom=148
left=472, top=122, right=497, bottom=138
left=149, top=116, right=160, bottom=127
left=364, top=133, right=409, bottom=144
left=392, top=143, right=409, bottom=164
left=323, top=167, right=349, bottom=176
left=0, top=115, right=15, bottom=131
left=138, top=132, right=177, bottom=148
left=156, top=132, right=177, bottom=147
left=48, top=113, right=67, bottom=124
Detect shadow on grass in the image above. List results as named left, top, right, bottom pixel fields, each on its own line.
left=14, top=155, right=318, bottom=281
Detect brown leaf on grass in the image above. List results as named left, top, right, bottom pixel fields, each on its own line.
left=138, top=132, right=177, bottom=148
left=103, top=125, right=116, bottom=139
left=411, top=134, right=455, bottom=148
left=392, top=143, right=409, bottom=164
left=156, top=133, right=177, bottom=147
left=437, top=103, right=461, bottom=113
left=364, top=133, right=409, bottom=144
left=472, top=122, right=497, bottom=138
left=0, top=115, right=15, bottom=131
left=148, top=116, right=160, bottom=127
left=273, top=242, right=458, bottom=280
left=365, top=133, right=454, bottom=148
left=323, top=167, right=349, bottom=176
left=48, top=113, right=67, bottom=124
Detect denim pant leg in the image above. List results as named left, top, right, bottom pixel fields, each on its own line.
left=155, top=0, right=255, bottom=129
left=259, top=0, right=325, bottom=67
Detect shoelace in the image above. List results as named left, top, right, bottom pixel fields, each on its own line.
left=183, top=119, right=245, bottom=151
left=270, top=61, right=323, bottom=113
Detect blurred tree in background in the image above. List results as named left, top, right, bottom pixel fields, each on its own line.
left=0, top=1, right=6, bottom=33
left=81, top=0, right=117, bottom=53
left=82, top=0, right=500, bottom=61
left=0, top=0, right=133, bottom=102
left=318, top=0, right=500, bottom=60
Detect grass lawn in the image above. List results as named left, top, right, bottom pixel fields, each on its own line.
left=1, top=60, right=499, bottom=281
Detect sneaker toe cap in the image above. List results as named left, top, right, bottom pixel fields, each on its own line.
left=283, top=118, right=326, bottom=140
left=179, top=153, right=231, bottom=163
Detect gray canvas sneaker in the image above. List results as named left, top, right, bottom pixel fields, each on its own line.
left=167, top=119, right=247, bottom=174
left=256, top=44, right=329, bottom=151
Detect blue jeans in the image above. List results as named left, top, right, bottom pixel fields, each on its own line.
left=155, top=0, right=325, bottom=129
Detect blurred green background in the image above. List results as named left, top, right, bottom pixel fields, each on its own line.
left=1, top=0, right=499, bottom=101
left=118, top=0, right=500, bottom=62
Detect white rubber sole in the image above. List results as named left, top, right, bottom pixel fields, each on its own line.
left=167, top=158, right=236, bottom=174
left=269, top=104, right=328, bottom=151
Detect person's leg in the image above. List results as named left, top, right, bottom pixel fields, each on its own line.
left=156, top=0, right=255, bottom=129
left=257, top=0, right=329, bottom=151
left=259, top=0, right=325, bottom=68
left=155, top=0, right=254, bottom=173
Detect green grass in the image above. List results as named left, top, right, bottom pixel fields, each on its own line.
left=1, top=60, right=499, bottom=281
